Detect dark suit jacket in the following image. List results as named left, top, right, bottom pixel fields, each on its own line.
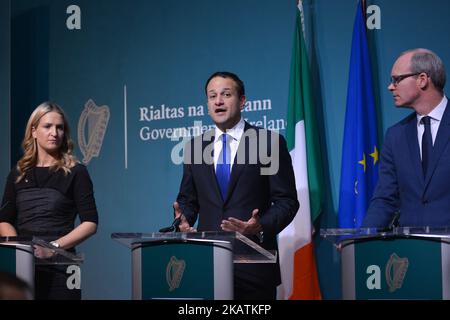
left=363, top=101, right=450, bottom=227
left=177, top=121, right=299, bottom=288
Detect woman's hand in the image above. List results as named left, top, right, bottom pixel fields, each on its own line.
left=33, top=245, right=56, bottom=259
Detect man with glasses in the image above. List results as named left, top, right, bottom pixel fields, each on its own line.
left=363, top=48, right=449, bottom=228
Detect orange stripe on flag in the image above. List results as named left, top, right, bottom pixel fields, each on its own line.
left=289, top=242, right=322, bottom=300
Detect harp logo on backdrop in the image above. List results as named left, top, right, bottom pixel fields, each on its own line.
left=78, top=99, right=110, bottom=165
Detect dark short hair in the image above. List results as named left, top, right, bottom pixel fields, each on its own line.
left=204, top=71, right=245, bottom=97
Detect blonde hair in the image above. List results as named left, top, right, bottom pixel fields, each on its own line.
left=16, top=102, right=78, bottom=182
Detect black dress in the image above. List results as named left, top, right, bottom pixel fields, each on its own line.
left=0, top=164, right=98, bottom=300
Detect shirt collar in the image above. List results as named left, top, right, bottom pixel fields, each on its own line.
left=417, top=96, right=448, bottom=124
left=214, top=118, right=245, bottom=143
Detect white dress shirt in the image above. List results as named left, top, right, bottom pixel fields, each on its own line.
left=417, top=96, right=448, bottom=159
left=213, top=118, right=245, bottom=172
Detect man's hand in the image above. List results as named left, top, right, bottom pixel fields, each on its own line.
left=220, top=209, right=262, bottom=235
left=173, top=202, right=196, bottom=232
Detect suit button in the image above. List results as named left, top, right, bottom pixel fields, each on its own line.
left=422, top=199, right=428, bottom=204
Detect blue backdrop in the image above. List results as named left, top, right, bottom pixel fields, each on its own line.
left=1, top=0, right=450, bottom=299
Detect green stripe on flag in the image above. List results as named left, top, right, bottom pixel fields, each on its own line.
left=286, top=9, right=324, bottom=223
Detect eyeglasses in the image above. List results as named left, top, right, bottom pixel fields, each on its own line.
left=390, top=73, right=421, bottom=86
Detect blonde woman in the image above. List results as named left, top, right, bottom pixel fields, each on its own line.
left=0, top=102, right=98, bottom=300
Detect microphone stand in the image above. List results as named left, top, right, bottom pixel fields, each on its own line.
left=159, top=217, right=181, bottom=233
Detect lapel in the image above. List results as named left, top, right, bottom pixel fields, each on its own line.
left=405, top=113, right=425, bottom=185
left=424, top=101, right=450, bottom=188
left=201, top=131, right=223, bottom=203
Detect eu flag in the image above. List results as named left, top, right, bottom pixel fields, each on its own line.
left=338, top=0, right=379, bottom=228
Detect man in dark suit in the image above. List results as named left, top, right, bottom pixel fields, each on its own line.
left=174, top=71, right=299, bottom=299
left=363, top=48, right=449, bottom=227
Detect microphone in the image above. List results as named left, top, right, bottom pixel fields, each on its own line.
left=159, top=217, right=181, bottom=233
left=380, top=211, right=400, bottom=232
left=388, top=211, right=400, bottom=230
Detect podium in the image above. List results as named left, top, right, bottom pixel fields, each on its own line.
left=0, top=236, right=84, bottom=298
left=321, top=227, right=450, bottom=299
left=112, top=231, right=276, bottom=300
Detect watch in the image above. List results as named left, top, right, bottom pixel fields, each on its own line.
left=256, top=231, right=264, bottom=243
left=50, top=241, right=60, bottom=248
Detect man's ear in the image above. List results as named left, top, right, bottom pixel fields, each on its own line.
left=240, top=95, right=246, bottom=110
left=417, top=72, right=430, bottom=90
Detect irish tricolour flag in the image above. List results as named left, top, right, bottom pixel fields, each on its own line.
left=277, top=2, right=323, bottom=300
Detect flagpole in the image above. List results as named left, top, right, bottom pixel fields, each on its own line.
left=298, top=0, right=305, bottom=40
left=362, top=0, right=367, bottom=23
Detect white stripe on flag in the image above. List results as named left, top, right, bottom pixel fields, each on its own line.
left=277, top=120, right=312, bottom=299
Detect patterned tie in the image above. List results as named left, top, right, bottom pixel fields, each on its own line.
left=216, top=133, right=231, bottom=200
left=421, top=116, right=433, bottom=176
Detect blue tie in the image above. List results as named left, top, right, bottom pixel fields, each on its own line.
left=216, top=134, right=230, bottom=200
left=421, top=116, right=433, bottom=177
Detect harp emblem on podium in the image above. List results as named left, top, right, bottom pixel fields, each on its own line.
left=385, top=253, right=409, bottom=292
left=166, top=256, right=185, bottom=291
left=78, top=99, right=110, bottom=165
